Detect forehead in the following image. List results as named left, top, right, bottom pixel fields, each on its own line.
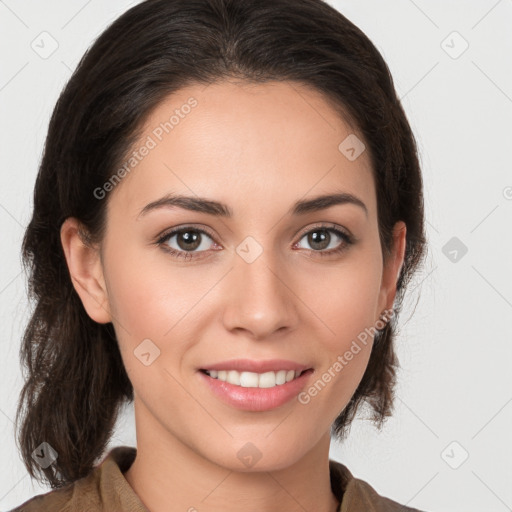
left=107, top=80, right=376, bottom=221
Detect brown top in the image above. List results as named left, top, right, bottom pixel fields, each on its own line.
left=11, top=446, right=426, bottom=512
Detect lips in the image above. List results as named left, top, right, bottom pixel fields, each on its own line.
left=198, top=366, right=314, bottom=411
left=199, top=358, right=312, bottom=374
left=197, top=359, right=314, bottom=412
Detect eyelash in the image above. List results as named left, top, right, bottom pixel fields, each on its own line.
left=155, top=223, right=354, bottom=261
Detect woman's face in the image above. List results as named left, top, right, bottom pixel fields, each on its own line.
left=65, top=80, right=405, bottom=471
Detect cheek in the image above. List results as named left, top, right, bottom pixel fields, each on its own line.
left=103, top=250, right=191, bottom=391
left=299, top=249, right=383, bottom=350
left=103, top=236, right=194, bottom=334
left=102, top=239, right=219, bottom=382
left=298, top=269, right=378, bottom=418
left=101, top=242, right=176, bottom=372
left=107, top=266, right=165, bottom=333
left=294, top=245, right=382, bottom=409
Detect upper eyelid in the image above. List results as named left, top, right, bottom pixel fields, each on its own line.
left=158, top=225, right=216, bottom=243
left=296, top=223, right=351, bottom=239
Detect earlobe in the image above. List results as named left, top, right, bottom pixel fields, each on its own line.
left=378, top=221, right=407, bottom=317
left=60, top=217, right=112, bottom=324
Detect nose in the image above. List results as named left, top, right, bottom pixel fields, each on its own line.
left=221, top=243, right=299, bottom=340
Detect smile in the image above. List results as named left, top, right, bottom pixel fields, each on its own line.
left=201, top=369, right=305, bottom=388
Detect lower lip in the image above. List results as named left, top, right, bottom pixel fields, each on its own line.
left=198, top=369, right=314, bottom=412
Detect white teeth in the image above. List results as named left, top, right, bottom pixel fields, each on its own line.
left=275, top=370, right=286, bottom=385
left=240, top=371, right=259, bottom=387
left=256, top=371, right=275, bottom=388
left=228, top=370, right=240, bottom=385
left=204, top=369, right=303, bottom=388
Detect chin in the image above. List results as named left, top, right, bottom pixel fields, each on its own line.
left=204, top=441, right=306, bottom=474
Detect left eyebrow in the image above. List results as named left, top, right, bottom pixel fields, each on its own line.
left=292, top=192, right=368, bottom=218
left=137, top=191, right=368, bottom=219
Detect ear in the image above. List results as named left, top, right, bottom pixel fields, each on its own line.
left=60, top=217, right=112, bottom=324
left=377, top=220, right=407, bottom=319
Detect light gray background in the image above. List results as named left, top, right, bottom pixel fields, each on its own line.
left=1, top=1, right=511, bottom=511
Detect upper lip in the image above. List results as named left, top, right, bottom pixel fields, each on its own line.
left=200, top=359, right=312, bottom=373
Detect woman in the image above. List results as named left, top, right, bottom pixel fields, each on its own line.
left=12, top=0, right=428, bottom=510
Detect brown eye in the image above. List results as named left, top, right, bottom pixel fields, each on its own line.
left=157, top=227, right=217, bottom=259
left=306, top=229, right=331, bottom=250
left=295, top=226, right=353, bottom=257
left=175, top=230, right=202, bottom=251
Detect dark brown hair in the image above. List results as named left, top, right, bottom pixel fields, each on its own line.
left=16, top=0, right=427, bottom=489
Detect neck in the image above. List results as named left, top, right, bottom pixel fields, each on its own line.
left=124, top=400, right=340, bottom=512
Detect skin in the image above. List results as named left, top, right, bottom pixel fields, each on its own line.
left=61, top=80, right=406, bottom=512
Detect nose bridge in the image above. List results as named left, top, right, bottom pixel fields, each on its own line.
left=222, top=235, right=297, bottom=337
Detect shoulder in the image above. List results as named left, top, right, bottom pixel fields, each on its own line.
left=329, top=459, right=429, bottom=512
left=8, top=464, right=105, bottom=512
left=8, top=485, right=74, bottom=512
left=9, top=446, right=143, bottom=512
